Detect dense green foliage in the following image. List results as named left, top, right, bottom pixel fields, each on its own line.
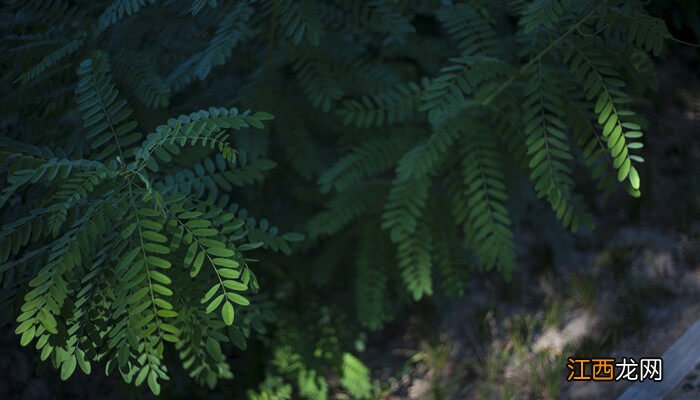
left=0, top=0, right=673, bottom=397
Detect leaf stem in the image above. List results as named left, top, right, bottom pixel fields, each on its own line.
left=481, top=2, right=601, bottom=106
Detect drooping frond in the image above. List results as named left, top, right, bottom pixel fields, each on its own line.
left=436, top=3, right=499, bottom=55
left=340, top=353, right=372, bottom=400
left=160, top=155, right=276, bottom=199
left=336, top=81, right=423, bottom=128
left=319, top=136, right=413, bottom=193
left=609, top=4, right=671, bottom=56
left=520, top=0, right=571, bottom=33
left=291, top=46, right=345, bottom=112
left=396, top=218, right=433, bottom=301
left=168, top=2, right=255, bottom=91
left=277, top=0, right=325, bottom=46
left=382, top=176, right=429, bottom=243
left=429, top=197, right=469, bottom=297
left=331, top=0, right=415, bottom=40
left=565, top=39, right=645, bottom=196
left=420, top=56, right=512, bottom=124
left=48, top=169, right=116, bottom=234
left=1, top=157, right=105, bottom=208
left=522, top=61, right=591, bottom=231
left=381, top=175, right=433, bottom=300
left=174, top=302, right=234, bottom=388
left=395, top=123, right=459, bottom=181
left=564, top=94, right=617, bottom=195
left=459, top=128, right=516, bottom=275
left=16, top=38, right=84, bottom=85
left=309, top=182, right=387, bottom=238
left=135, top=108, right=274, bottom=172
left=98, top=0, right=158, bottom=31
left=190, top=0, right=218, bottom=15
left=75, top=54, right=141, bottom=162
left=114, top=54, right=171, bottom=108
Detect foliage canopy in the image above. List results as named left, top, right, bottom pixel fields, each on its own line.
left=0, top=0, right=673, bottom=397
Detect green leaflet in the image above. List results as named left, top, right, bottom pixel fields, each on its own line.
left=226, top=292, right=249, bottom=306
left=222, top=301, right=234, bottom=325
left=206, top=294, right=225, bottom=313
left=218, top=268, right=240, bottom=279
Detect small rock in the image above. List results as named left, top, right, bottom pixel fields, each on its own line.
left=408, top=378, right=430, bottom=399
